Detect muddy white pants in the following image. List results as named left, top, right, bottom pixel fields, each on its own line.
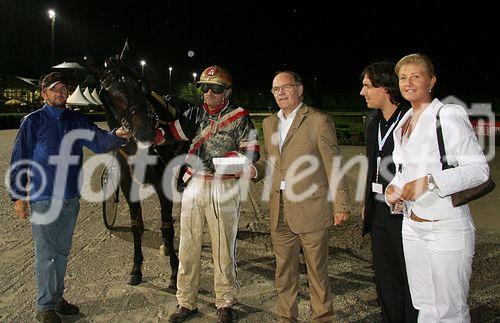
left=402, top=216, right=475, bottom=323
left=176, top=177, right=240, bottom=310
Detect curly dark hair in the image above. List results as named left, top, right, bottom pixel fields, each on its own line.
left=360, top=62, right=405, bottom=107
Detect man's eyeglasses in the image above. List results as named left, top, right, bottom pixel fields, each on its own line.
left=200, top=83, right=226, bottom=95
left=271, top=83, right=296, bottom=95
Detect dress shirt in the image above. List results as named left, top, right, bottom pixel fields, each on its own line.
left=277, top=103, right=302, bottom=152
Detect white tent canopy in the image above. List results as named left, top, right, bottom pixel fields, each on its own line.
left=67, top=85, right=92, bottom=106
left=52, top=62, right=84, bottom=69
left=91, top=88, right=103, bottom=105
left=83, top=87, right=100, bottom=105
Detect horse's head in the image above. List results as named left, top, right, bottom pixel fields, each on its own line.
left=98, top=55, right=158, bottom=147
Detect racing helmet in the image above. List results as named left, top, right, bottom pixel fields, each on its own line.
left=197, top=65, right=232, bottom=88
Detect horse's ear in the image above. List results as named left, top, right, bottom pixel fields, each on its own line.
left=120, top=39, right=130, bottom=61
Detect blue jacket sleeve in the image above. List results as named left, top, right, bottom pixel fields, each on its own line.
left=9, top=116, right=35, bottom=201
left=79, top=116, right=127, bottom=153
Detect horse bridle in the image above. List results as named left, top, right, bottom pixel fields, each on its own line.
left=118, top=101, right=159, bottom=134
left=100, top=65, right=160, bottom=135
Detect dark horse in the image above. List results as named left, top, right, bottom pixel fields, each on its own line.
left=91, top=47, right=196, bottom=288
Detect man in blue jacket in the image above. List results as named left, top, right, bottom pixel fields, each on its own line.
left=9, top=72, right=129, bottom=323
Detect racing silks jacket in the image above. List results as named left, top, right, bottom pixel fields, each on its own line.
left=169, top=101, right=260, bottom=174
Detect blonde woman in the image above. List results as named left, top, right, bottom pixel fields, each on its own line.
left=385, top=53, right=489, bottom=322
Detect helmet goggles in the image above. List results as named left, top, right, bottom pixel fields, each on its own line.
left=200, top=83, right=226, bottom=94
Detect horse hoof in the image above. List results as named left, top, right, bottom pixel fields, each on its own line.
left=128, top=275, right=142, bottom=286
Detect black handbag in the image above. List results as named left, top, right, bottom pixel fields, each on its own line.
left=436, top=105, right=495, bottom=207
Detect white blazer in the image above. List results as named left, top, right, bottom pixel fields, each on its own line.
left=387, top=98, right=489, bottom=221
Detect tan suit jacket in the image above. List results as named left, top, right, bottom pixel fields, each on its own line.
left=254, top=104, right=350, bottom=233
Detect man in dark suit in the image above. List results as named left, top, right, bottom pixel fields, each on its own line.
left=242, top=71, right=350, bottom=322
left=360, top=62, right=417, bottom=322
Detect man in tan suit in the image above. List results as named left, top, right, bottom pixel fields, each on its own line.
left=240, top=71, right=350, bottom=322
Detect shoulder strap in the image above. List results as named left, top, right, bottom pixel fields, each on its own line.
left=436, top=104, right=453, bottom=170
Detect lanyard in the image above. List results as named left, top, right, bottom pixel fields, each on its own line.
left=376, top=111, right=402, bottom=182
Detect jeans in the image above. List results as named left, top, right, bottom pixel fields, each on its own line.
left=31, top=197, right=80, bottom=311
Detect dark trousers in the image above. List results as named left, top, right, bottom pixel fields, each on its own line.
left=371, top=200, right=418, bottom=323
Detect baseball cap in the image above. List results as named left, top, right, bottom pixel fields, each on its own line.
left=40, top=72, right=66, bottom=90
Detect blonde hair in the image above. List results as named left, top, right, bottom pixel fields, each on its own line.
left=395, top=53, right=435, bottom=77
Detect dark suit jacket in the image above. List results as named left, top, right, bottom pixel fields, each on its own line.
left=254, top=104, right=350, bottom=234
left=362, top=108, right=406, bottom=236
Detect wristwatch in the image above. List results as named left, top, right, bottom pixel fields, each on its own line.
left=427, top=173, right=436, bottom=191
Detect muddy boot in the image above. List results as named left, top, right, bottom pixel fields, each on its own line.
left=55, top=298, right=80, bottom=315
left=36, top=310, right=61, bottom=323
left=216, top=307, right=238, bottom=323
left=168, top=305, right=199, bottom=322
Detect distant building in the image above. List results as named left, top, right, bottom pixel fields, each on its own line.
left=0, top=76, right=41, bottom=106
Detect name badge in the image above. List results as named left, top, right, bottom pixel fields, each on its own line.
left=280, top=180, right=286, bottom=190
left=372, top=182, right=383, bottom=194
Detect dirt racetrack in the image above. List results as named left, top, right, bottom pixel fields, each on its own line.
left=0, top=126, right=498, bottom=322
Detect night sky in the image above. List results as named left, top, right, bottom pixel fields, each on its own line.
left=0, top=0, right=497, bottom=109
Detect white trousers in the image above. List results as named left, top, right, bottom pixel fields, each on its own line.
left=402, top=216, right=475, bottom=323
left=176, top=177, right=241, bottom=310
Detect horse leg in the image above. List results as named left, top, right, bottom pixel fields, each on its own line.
left=156, top=185, right=179, bottom=290
left=119, top=162, right=145, bottom=286
left=128, top=203, right=144, bottom=286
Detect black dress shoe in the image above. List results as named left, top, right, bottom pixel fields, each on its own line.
left=217, top=307, right=238, bottom=323
left=36, top=310, right=61, bottom=323
left=168, top=305, right=199, bottom=322
left=55, top=298, right=80, bottom=315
